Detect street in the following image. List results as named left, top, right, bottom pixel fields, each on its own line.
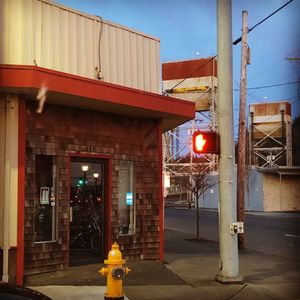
left=165, top=208, right=300, bottom=260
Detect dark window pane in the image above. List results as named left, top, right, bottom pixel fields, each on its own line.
left=118, top=163, right=134, bottom=235
left=34, top=155, right=56, bottom=242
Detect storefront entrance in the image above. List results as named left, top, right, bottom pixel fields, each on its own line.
left=69, top=157, right=105, bottom=265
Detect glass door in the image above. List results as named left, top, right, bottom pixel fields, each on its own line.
left=69, top=157, right=105, bottom=265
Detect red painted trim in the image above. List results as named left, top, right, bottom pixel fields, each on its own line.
left=16, top=96, right=25, bottom=285
left=67, top=153, right=112, bottom=258
left=141, top=122, right=146, bottom=258
left=157, top=120, right=164, bottom=262
left=66, top=156, right=71, bottom=266
left=0, top=64, right=195, bottom=120
left=105, top=159, right=112, bottom=255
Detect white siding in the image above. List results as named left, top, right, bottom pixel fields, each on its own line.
left=0, top=95, right=19, bottom=247
left=0, top=98, right=5, bottom=247
left=0, top=0, right=160, bottom=93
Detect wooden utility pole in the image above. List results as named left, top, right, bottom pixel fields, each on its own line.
left=237, top=10, right=249, bottom=250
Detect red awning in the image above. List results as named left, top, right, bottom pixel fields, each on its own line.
left=0, top=64, right=195, bottom=132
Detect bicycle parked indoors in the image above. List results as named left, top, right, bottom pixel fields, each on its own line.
left=69, top=160, right=105, bottom=266
left=70, top=185, right=102, bottom=253
left=70, top=211, right=101, bottom=252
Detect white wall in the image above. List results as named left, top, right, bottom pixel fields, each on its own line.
left=0, top=94, right=19, bottom=248
left=0, top=0, right=160, bottom=93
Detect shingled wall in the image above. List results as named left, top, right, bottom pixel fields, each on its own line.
left=24, top=101, right=162, bottom=275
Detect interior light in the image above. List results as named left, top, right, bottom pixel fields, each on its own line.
left=82, top=165, right=89, bottom=172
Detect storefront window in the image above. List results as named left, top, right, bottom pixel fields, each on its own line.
left=118, top=163, right=135, bottom=236
left=34, top=155, right=57, bottom=242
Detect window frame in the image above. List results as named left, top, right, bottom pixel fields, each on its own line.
left=117, top=162, right=135, bottom=236
left=33, top=154, right=58, bottom=243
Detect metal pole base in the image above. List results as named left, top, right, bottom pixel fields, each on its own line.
left=215, top=273, right=244, bottom=284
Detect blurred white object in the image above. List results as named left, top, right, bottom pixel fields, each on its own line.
left=36, top=85, right=48, bottom=113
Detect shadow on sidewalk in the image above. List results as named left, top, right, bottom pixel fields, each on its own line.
left=164, top=229, right=300, bottom=287
left=25, top=229, right=300, bottom=297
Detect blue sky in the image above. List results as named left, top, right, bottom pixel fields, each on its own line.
left=57, top=0, right=300, bottom=124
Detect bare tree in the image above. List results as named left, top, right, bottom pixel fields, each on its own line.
left=187, top=163, right=215, bottom=240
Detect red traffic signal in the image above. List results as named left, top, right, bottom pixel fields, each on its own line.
left=192, top=131, right=220, bottom=154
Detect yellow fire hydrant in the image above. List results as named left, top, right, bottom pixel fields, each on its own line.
left=99, top=242, right=131, bottom=300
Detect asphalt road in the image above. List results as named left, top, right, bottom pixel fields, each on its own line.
left=165, top=208, right=300, bottom=260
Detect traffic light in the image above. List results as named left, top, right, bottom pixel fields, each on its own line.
left=77, top=178, right=88, bottom=187
left=192, top=131, right=220, bottom=154
left=77, top=179, right=84, bottom=187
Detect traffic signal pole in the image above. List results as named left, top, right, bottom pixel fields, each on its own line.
left=215, top=0, right=243, bottom=283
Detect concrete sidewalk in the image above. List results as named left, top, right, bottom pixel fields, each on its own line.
left=27, top=229, right=300, bottom=300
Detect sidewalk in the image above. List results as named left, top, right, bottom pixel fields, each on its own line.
left=27, top=229, right=300, bottom=300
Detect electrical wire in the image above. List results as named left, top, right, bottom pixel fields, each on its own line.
left=233, top=0, right=295, bottom=45
left=247, top=48, right=300, bottom=86
left=164, top=55, right=217, bottom=93
left=248, top=0, right=294, bottom=33
left=234, top=80, right=300, bottom=91
left=247, top=57, right=292, bottom=84
left=165, top=0, right=295, bottom=93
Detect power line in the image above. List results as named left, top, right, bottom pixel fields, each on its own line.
left=286, top=58, right=300, bottom=61
left=249, top=0, right=294, bottom=32
left=234, top=80, right=300, bottom=91
left=165, top=0, right=295, bottom=92
left=247, top=56, right=292, bottom=83
left=164, top=55, right=217, bottom=93
left=233, top=0, right=295, bottom=45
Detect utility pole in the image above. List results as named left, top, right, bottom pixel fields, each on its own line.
left=237, top=11, right=249, bottom=250
left=215, top=0, right=243, bottom=283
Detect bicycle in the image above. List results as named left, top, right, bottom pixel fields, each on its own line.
left=70, top=214, right=102, bottom=253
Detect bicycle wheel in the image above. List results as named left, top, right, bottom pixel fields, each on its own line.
left=90, top=232, right=101, bottom=253
left=71, top=233, right=90, bottom=249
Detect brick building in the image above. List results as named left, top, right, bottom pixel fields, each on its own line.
left=0, top=1, right=194, bottom=284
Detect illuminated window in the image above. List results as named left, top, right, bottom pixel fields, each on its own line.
left=34, top=155, right=57, bottom=242
left=118, top=163, right=135, bottom=236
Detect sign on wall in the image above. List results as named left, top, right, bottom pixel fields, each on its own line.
left=126, top=192, right=133, bottom=206
left=40, top=187, right=50, bottom=205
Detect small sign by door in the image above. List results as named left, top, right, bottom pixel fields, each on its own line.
left=40, top=187, right=50, bottom=205
left=126, top=192, right=133, bottom=206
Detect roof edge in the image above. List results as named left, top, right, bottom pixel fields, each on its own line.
left=0, top=64, right=195, bottom=132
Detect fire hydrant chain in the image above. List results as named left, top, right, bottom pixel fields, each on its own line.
left=99, top=242, right=131, bottom=300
